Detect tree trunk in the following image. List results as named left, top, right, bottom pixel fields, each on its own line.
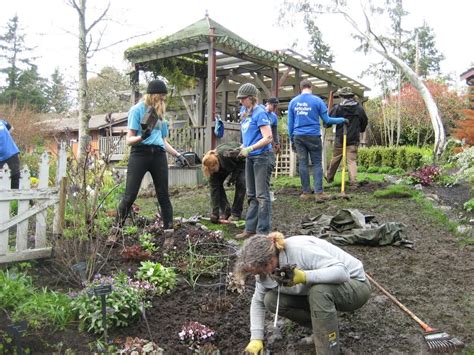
left=77, top=0, right=90, bottom=161
left=372, top=49, right=446, bottom=156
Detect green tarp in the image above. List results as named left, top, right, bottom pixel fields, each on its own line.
left=300, top=209, right=413, bottom=248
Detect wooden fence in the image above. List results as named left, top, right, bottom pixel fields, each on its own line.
left=0, top=145, right=67, bottom=264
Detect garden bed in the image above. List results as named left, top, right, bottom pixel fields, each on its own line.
left=1, top=181, right=473, bottom=353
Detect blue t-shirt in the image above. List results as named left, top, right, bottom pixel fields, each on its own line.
left=288, top=93, right=344, bottom=138
left=0, top=119, right=20, bottom=161
left=128, top=101, right=168, bottom=148
left=240, top=105, right=272, bottom=156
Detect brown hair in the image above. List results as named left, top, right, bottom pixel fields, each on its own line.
left=234, top=232, right=286, bottom=280
left=202, top=150, right=220, bottom=177
left=144, top=93, right=166, bottom=117
left=300, top=79, right=312, bottom=90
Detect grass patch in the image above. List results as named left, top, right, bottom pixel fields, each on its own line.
left=373, top=185, right=417, bottom=199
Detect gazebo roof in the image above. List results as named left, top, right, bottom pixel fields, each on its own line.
left=125, top=17, right=369, bottom=97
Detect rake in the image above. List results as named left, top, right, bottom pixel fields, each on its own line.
left=366, top=274, right=464, bottom=353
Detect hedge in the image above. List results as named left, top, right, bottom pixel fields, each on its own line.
left=358, top=146, right=432, bottom=171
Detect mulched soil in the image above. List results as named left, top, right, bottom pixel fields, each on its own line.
left=1, top=181, right=473, bottom=354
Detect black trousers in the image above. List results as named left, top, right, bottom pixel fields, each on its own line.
left=117, top=145, right=173, bottom=229
left=209, top=167, right=245, bottom=218
left=0, top=153, right=20, bottom=189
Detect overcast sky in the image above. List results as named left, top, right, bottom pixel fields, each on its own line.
left=1, top=0, right=473, bottom=97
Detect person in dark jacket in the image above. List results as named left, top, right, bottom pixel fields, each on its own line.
left=326, top=87, right=368, bottom=186
left=202, top=142, right=246, bottom=223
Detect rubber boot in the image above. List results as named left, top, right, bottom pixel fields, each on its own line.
left=312, top=316, right=340, bottom=355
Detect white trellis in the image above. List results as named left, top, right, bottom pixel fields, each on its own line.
left=0, top=144, right=67, bottom=263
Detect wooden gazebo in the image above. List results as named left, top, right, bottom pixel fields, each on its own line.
left=125, top=15, right=369, bottom=155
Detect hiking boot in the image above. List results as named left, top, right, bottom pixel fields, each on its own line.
left=163, top=229, right=175, bottom=251
left=300, top=193, right=313, bottom=201
left=210, top=214, right=219, bottom=224
left=235, top=231, right=256, bottom=240
left=314, top=192, right=331, bottom=201
left=228, top=215, right=241, bottom=222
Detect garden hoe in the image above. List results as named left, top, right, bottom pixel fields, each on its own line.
left=366, top=274, right=464, bottom=353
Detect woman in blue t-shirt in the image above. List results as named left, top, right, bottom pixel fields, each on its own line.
left=235, top=83, right=273, bottom=239
left=112, top=79, right=188, bottom=243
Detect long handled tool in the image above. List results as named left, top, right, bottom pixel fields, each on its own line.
left=340, top=123, right=347, bottom=194
left=366, top=274, right=464, bottom=353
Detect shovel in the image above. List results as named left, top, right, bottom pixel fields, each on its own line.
left=366, top=274, right=464, bottom=353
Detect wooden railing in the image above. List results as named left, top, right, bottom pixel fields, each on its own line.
left=168, top=126, right=206, bottom=157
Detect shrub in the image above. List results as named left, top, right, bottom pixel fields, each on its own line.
left=464, top=198, right=474, bottom=212
left=358, top=146, right=432, bottom=171
left=135, top=261, right=176, bottom=295
left=406, top=165, right=441, bottom=186
left=389, top=167, right=405, bottom=175
left=367, top=166, right=379, bottom=173
left=378, top=166, right=392, bottom=174
left=71, top=274, right=149, bottom=334
left=0, top=270, right=33, bottom=309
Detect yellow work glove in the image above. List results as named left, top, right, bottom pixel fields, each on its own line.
left=273, top=264, right=306, bottom=286
left=293, top=268, right=307, bottom=285
left=239, top=146, right=254, bottom=157
left=244, top=339, right=264, bottom=354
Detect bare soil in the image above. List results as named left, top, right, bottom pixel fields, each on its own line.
left=1, top=182, right=473, bottom=354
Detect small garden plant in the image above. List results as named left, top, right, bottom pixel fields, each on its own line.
left=70, top=273, right=152, bottom=334
left=178, top=321, right=216, bottom=352
left=135, top=261, right=176, bottom=295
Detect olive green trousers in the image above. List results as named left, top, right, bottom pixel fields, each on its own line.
left=264, top=278, right=371, bottom=327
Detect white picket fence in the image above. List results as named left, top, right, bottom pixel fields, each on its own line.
left=0, top=144, right=67, bottom=263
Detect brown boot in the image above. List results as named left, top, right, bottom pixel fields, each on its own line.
left=163, top=229, right=175, bottom=251
left=314, top=192, right=331, bottom=201
left=300, top=193, right=313, bottom=201
left=235, top=231, right=256, bottom=240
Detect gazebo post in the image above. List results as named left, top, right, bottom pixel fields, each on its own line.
left=205, top=23, right=217, bottom=152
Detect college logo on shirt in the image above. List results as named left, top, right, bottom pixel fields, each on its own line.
left=241, top=117, right=251, bottom=134
left=295, top=102, right=311, bottom=116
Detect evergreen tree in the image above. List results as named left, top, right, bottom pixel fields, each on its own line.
left=0, top=15, right=48, bottom=111
left=305, top=19, right=334, bottom=66
left=46, top=68, right=72, bottom=113
left=0, top=16, right=36, bottom=91
left=404, top=22, right=445, bottom=78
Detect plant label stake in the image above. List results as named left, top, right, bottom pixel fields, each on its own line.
left=6, top=321, right=27, bottom=355
left=72, top=261, right=87, bottom=285
left=94, top=284, right=112, bottom=347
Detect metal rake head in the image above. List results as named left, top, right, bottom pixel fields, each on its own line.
left=425, top=331, right=464, bottom=353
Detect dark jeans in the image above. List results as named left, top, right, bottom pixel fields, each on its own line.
left=245, top=151, right=272, bottom=234
left=209, top=167, right=245, bottom=218
left=294, top=135, right=323, bottom=193
left=0, top=153, right=20, bottom=189
left=117, top=145, right=173, bottom=229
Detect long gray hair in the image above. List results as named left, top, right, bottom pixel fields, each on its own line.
left=234, top=232, right=286, bottom=280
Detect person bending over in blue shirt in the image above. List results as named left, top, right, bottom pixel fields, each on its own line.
left=288, top=80, right=346, bottom=201
left=0, top=119, right=20, bottom=189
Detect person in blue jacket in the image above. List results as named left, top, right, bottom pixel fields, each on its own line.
left=112, top=79, right=188, bottom=243
left=235, top=83, right=273, bottom=239
left=288, top=80, right=347, bottom=200
left=0, top=119, right=20, bottom=189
